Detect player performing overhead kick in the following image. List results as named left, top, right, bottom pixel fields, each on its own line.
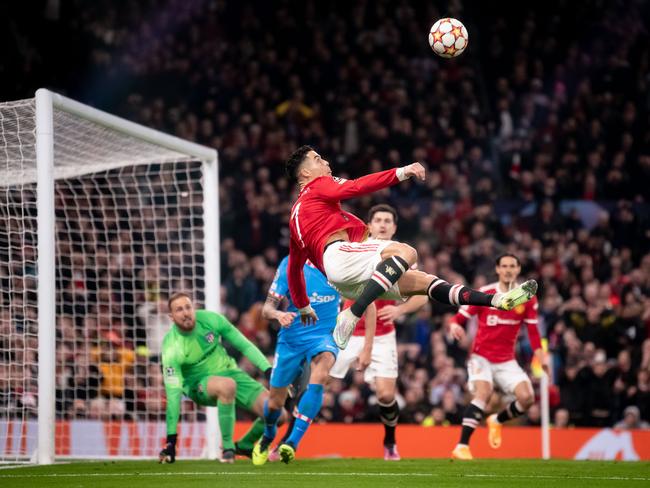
left=448, top=253, right=548, bottom=460
left=329, top=204, right=428, bottom=461
left=285, top=145, right=538, bottom=349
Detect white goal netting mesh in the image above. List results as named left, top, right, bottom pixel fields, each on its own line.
left=1, top=98, right=212, bottom=460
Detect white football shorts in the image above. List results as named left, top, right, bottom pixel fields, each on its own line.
left=467, top=353, right=531, bottom=395
left=329, top=330, right=398, bottom=382
left=322, top=239, right=402, bottom=300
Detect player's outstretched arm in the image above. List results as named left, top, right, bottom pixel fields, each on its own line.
left=217, top=314, right=272, bottom=373
left=401, top=162, right=426, bottom=180
left=318, top=163, right=426, bottom=201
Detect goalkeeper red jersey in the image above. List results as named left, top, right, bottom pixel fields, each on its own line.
left=452, top=282, right=541, bottom=363
left=288, top=169, right=402, bottom=309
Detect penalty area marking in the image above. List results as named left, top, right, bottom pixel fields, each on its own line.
left=0, top=471, right=648, bottom=481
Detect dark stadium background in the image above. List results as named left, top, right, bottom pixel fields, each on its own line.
left=1, top=0, right=649, bottom=430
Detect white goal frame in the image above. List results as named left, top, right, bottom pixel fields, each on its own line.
left=34, top=89, right=220, bottom=464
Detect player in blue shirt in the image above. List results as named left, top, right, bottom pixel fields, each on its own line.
left=253, top=257, right=375, bottom=464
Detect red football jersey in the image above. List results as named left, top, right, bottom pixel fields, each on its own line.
left=287, top=169, right=402, bottom=309
left=343, top=298, right=396, bottom=337
left=452, top=282, right=541, bottom=363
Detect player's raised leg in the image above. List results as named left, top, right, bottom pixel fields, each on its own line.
left=487, top=379, right=535, bottom=449
left=279, top=348, right=336, bottom=464
left=335, top=261, right=537, bottom=350
left=397, top=269, right=537, bottom=310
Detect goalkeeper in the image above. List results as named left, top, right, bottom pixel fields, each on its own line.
left=159, top=292, right=286, bottom=463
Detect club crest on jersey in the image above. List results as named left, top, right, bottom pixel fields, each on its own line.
left=204, top=332, right=215, bottom=344
left=165, top=367, right=175, bottom=377
left=332, top=176, right=348, bottom=185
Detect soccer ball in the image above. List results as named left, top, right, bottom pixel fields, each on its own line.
left=429, top=18, right=469, bottom=58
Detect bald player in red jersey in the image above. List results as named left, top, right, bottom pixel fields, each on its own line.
left=329, top=204, right=428, bottom=461
left=284, top=145, right=538, bottom=350
left=448, top=253, right=549, bottom=461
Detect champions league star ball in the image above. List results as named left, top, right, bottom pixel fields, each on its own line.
left=429, top=18, right=469, bottom=58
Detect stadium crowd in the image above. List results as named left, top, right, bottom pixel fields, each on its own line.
left=1, top=0, right=650, bottom=430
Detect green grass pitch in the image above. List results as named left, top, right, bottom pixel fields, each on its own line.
left=1, top=459, right=649, bottom=488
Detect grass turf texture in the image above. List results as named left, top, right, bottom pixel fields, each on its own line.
left=1, top=459, right=649, bottom=488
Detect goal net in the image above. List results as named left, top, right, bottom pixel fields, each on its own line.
left=0, top=90, right=220, bottom=463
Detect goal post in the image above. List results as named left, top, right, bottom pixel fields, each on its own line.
left=35, top=88, right=56, bottom=465
left=1, top=89, right=220, bottom=464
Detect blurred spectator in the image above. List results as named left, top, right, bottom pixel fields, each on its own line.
left=525, top=404, right=542, bottom=427
left=422, top=407, right=449, bottom=427
left=580, top=350, right=616, bottom=427
left=400, top=387, right=430, bottom=424
left=614, top=406, right=650, bottom=430
left=554, top=408, right=571, bottom=429
left=90, top=334, right=135, bottom=419
left=439, top=389, right=463, bottom=425
left=336, top=388, right=365, bottom=423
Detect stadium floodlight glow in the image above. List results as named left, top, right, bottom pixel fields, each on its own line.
left=0, top=89, right=220, bottom=464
